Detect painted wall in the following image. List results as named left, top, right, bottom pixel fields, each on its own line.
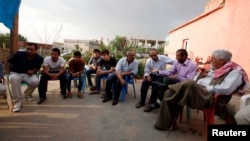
left=166, top=0, right=250, bottom=76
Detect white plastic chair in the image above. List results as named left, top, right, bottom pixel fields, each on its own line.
left=240, top=94, right=250, bottom=109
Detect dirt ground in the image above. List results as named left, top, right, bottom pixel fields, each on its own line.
left=0, top=79, right=239, bottom=141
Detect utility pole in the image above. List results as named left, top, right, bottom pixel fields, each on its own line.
left=10, top=12, right=19, bottom=56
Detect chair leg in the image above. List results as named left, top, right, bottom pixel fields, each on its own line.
left=121, top=85, right=126, bottom=102
left=132, top=84, right=136, bottom=98
left=186, top=106, right=191, bottom=120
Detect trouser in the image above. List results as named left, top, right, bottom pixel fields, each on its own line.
left=66, top=72, right=85, bottom=92
left=140, top=74, right=164, bottom=104
left=86, top=69, right=96, bottom=86
left=105, top=72, right=117, bottom=99
left=150, top=77, right=180, bottom=104
left=38, top=73, right=67, bottom=99
left=95, top=74, right=108, bottom=91
left=155, top=80, right=213, bottom=129
left=9, top=72, right=39, bottom=104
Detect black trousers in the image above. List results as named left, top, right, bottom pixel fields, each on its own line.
left=105, top=73, right=132, bottom=100
left=38, top=73, right=67, bottom=99
left=151, top=77, right=180, bottom=104
left=140, top=74, right=164, bottom=105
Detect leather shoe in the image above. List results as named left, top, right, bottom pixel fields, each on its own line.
left=37, top=98, right=45, bottom=104
left=62, top=95, right=67, bottom=99
left=135, top=102, right=145, bottom=108
left=144, top=105, right=154, bottom=112
left=112, top=99, right=118, bottom=106
left=102, top=97, right=111, bottom=103
left=154, top=124, right=166, bottom=131
left=154, top=123, right=177, bottom=131
left=101, top=94, right=106, bottom=99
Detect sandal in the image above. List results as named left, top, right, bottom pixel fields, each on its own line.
left=67, top=92, right=73, bottom=98
left=89, top=86, right=96, bottom=91
left=77, top=93, right=83, bottom=99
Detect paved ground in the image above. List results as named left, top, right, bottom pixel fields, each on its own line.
left=0, top=79, right=241, bottom=141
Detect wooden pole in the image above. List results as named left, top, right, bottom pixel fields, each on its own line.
left=10, top=12, right=19, bottom=56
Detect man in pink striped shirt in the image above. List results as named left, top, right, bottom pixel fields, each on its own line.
left=144, top=49, right=197, bottom=112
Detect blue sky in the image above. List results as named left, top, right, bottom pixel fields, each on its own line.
left=0, top=0, right=208, bottom=44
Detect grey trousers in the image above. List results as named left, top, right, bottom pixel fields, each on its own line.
left=155, top=80, right=213, bottom=129
left=9, top=72, right=39, bottom=104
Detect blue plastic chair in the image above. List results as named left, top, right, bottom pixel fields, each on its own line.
left=120, top=75, right=136, bottom=102
left=68, top=69, right=87, bottom=93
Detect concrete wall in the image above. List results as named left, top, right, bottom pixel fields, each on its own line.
left=166, top=0, right=250, bottom=76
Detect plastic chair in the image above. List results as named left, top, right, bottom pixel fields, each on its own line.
left=67, top=69, right=87, bottom=93
left=240, top=94, right=250, bottom=109
left=71, top=76, right=87, bottom=93
left=120, top=75, right=136, bottom=102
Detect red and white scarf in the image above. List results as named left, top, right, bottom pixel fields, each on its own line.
left=214, top=62, right=249, bottom=96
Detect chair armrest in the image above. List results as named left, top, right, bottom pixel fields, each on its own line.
left=240, top=94, right=250, bottom=109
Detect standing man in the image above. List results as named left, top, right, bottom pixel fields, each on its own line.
left=86, top=48, right=102, bottom=91
left=37, top=48, right=67, bottom=104
left=5, top=43, right=44, bottom=112
left=144, top=49, right=197, bottom=112
left=135, top=48, right=174, bottom=109
left=89, top=49, right=117, bottom=96
left=102, top=50, right=138, bottom=106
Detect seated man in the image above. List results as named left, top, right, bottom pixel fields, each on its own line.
left=6, top=43, right=44, bottom=112
left=135, top=48, right=174, bottom=109
left=102, top=50, right=138, bottom=106
left=144, top=49, right=197, bottom=112
left=86, top=48, right=102, bottom=91
left=154, top=49, right=249, bottom=130
left=0, top=63, right=6, bottom=98
left=89, top=49, right=116, bottom=97
left=38, top=48, right=67, bottom=104
left=66, top=51, right=85, bottom=99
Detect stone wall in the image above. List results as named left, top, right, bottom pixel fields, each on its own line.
left=0, top=48, right=10, bottom=69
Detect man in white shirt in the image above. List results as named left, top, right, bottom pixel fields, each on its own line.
left=154, top=49, right=249, bottom=130
left=135, top=48, right=174, bottom=109
left=38, top=48, right=67, bottom=104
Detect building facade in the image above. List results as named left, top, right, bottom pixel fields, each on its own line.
left=54, top=39, right=100, bottom=53
left=165, top=0, right=250, bottom=76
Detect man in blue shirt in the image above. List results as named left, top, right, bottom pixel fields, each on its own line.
left=135, top=48, right=174, bottom=109
left=102, top=50, right=138, bottom=106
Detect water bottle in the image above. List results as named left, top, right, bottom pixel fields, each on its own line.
left=102, top=66, right=107, bottom=72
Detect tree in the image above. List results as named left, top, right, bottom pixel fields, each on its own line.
left=0, top=33, right=27, bottom=48
left=104, top=35, right=137, bottom=61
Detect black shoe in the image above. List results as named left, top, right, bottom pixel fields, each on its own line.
left=135, top=102, right=145, bottom=108
left=154, top=124, right=167, bottom=131
left=102, top=97, right=111, bottom=103
left=37, top=99, right=45, bottom=104
left=155, top=103, right=160, bottom=109
left=62, top=95, right=67, bottom=99
left=112, top=99, right=118, bottom=106
left=144, top=105, right=154, bottom=112
left=101, top=94, right=106, bottom=99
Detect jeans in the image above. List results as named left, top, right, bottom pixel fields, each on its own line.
left=66, top=71, right=85, bottom=92
left=95, top=74, right=108, bottom=91
left=86, top=69, right=96, bottom=86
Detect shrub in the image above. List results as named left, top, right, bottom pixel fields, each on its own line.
left=135, top=61, right=145, bottom=79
